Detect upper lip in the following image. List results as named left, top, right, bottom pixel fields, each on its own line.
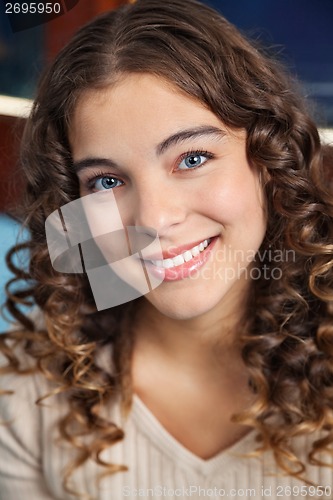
left=142, top=236, right=215, bottom=260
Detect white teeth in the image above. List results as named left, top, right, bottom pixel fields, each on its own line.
left=183, top=250, right=193, bottom=262
left=150, top=238, right=211, bottom=269
left=191, top=245, right=200, bottom=257
left=173, top=254, right=185, bottom=266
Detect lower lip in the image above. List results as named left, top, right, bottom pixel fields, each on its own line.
left=143, top=236, right=218, bottom=282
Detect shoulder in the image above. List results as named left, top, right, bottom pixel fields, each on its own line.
left=0, top=320, right=121, bottom=424
left=0, top=340, right=53, bottom=425
left=0, top=306, right=65, bottom=426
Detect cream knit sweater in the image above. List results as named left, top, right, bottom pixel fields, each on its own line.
left=0, top=350, right=333, bottom=500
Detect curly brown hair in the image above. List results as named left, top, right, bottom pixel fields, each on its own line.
left=1, top=0, right=333, bottom=497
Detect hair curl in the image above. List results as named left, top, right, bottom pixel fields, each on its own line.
left=1, top=0, right=333, bottom=496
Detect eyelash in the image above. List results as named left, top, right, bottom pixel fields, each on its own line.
left=85, top=171, right=124, bottom=192
left=178, top=149, right=214, bottom=170
left=83, top=149, right=215, bottom=192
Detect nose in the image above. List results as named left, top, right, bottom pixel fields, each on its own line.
left=127, top=177, right=187, bottom=236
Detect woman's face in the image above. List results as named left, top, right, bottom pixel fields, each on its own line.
left=70, top=74, right=267, bottom=320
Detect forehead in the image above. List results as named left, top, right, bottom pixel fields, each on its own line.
left=72, top=73, right=207, bottom=119
left=69, top=74, right=229, bottom=156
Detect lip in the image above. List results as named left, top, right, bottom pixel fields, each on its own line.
left=143, top=235, right=218, bottom=282
left=144, top=236, right=215, bottom=260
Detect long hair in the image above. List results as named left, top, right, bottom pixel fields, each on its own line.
left=1, top=0, right=333, bottom=495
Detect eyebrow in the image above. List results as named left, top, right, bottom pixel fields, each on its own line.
left=72, top=125, right=226, bottom=173
left=156, top=125, right=226, bottom=155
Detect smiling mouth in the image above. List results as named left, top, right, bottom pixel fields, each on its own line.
left=148, top=238, right=212, bottom=269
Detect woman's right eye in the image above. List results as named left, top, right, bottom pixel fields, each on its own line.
left=91, top=176, right=124, bottom=191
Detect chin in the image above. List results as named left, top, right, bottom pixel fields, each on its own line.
left=143, top=288, right=225, bottom=321
left=142, top=266, right=252, bottom=322
left=150, top=304, right=207, bottom=321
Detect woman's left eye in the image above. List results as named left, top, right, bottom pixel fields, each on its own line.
left=177, top=152, right=213, bottom=170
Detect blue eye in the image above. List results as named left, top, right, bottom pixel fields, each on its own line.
left=178, top=152, right=212, bottom=170
left=94, top=176, right=123, bottom=191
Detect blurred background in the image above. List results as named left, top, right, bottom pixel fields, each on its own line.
left=1, top=0, right=333, bottom=120
left=0, top=0, right=333, bottom=330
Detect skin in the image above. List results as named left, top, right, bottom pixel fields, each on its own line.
left=70, top=74, right=267, bottom=459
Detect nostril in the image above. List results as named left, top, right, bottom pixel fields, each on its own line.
left=134, top=225, right=158, bottom=237
left=126, top=226, right=159, bottom=254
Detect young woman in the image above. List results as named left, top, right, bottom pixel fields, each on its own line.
left=0, top=0, right=332, bottom=498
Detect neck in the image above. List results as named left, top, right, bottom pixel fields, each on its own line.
left=134, top=288, right=249, bottom=380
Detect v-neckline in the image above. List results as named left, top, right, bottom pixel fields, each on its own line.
left=131, top=393, right=257, bottom=476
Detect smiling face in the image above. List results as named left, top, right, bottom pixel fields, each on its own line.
left=69, top=74, right=267, bottom=321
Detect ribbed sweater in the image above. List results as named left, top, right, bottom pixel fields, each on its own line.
left=1, top=351, right=333, bottom=500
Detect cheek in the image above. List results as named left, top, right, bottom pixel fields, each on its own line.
left=201, top=168, right=265, bottom=224
left=199, top=168, right=267, bottom=263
